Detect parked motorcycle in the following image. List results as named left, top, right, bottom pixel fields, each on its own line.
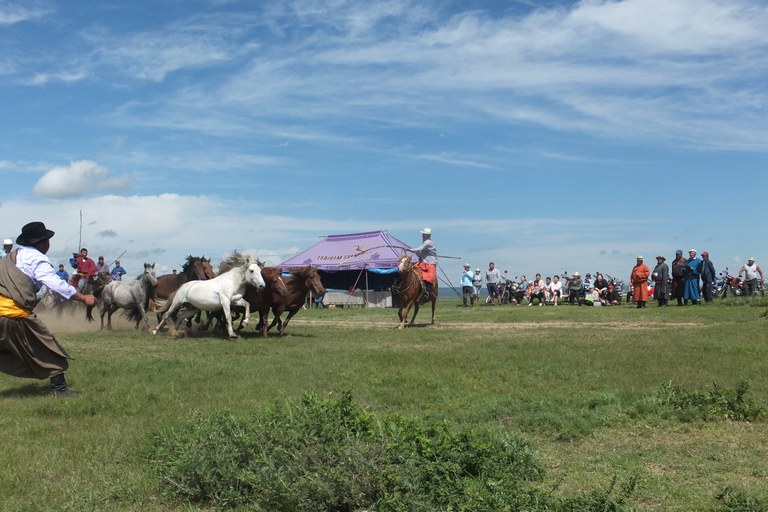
left=713, top=267, right=744, bottom=299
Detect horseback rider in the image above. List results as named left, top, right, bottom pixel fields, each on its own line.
left=69, top=247, right=97, bottom=291
left=408, top=227, right=437, bottom=300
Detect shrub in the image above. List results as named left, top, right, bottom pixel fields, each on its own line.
left=652, top=381, right=764, bottom=422
left=714, top=486, right=768, bottom=511
left=147, top=391, right=562, bottom=511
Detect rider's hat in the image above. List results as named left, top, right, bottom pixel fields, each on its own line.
left=748, top=256, right=755, bottom=261
left=16, top=221, right=55, bottom=246
left=420, top=227, right=431, bottom=235
left=573, top=271, right=580, bottom=276
left=656, top=255, right=665, bottom=260
left=463, top=262, right=470, bottom=267
left=2, top=238, right=12, bottom=245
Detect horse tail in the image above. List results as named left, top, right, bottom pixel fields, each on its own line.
left=123, top=307, right=144, bottom=324
left=153, top=293, right=174, bottom=314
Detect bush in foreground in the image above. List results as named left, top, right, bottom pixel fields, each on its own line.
left=146, top=391, right=636, bottom=511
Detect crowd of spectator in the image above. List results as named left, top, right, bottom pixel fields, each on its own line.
left=459, top=253, right=764, bottom=308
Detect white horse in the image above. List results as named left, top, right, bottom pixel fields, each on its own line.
left=100, top=263, right=158, bottom=331
left=151, top=254, right=266, bottom=338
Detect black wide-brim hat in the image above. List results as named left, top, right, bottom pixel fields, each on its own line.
left=16, top=221, right=55, bottom=246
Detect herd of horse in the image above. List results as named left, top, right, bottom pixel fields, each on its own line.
left=49, top=251, right=437, bottom=337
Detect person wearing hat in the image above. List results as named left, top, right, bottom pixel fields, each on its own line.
left=0, top=221, right=96, bottom=397
left=652, top=255, right=670, bottom=307
left=700, top=251, right=717, bottom=303
left=683, top=249, right=702, bottom=305
left=567, top=271, right=584, bottom=305
left=0, top=239, right=13, bottom=259
left=472, top=268, right=483, bottom=303
left=460, top=263, right=474, bottom=307
left=407, top=228, right=437, bottom=300
left=738, top=257, right=764, bottom=296
left=670, top=249, right=686, bottom=306
left=630, top=256, right=651, bottom=308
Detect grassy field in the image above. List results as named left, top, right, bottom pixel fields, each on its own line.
left=1, top=297, right=767, bottom=511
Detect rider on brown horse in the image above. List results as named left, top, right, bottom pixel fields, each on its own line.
left=408, top=227, right=437, bottom=300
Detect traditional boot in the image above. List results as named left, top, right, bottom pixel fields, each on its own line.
left=50, top=373, right=80, bottom=398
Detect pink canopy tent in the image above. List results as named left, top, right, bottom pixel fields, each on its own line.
left=277, top=230, right=417, bottom=291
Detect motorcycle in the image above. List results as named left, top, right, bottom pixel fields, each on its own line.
left=714, top=267, right=744, bottom=299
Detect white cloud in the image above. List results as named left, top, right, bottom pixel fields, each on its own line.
left=0, top=3, right=49, bottom=25
left=32, top=160, right=133, bottom=199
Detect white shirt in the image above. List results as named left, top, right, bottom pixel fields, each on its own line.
left=14, top=246, right=77, bottom=299
left=550, top=281, right=562, bottom=292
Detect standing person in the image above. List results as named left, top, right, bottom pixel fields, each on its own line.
left=485, top=262, right=501, bottom=305
left=630, top=256, right=651, bottom=309
left=460, top=263, right=474, bottom=307
left=652, top=255, right=670, bottom=307
left=472, top=268, right=483, bottom=303
left=0, top=221, right=96, bottom=397
left=700, top=251, right=717, bottom=303
left=69, top=247, right=97, bottom=291
left=670, top=250, right=686, bottom=306
left=683, top=249, right=702, bottom=305
left=738, top=257, right=764, bottom=296
left=110, top=260, right=127, bottom=281
left=408, top=228, right=437, bottom=300
left=1, top=239, right=13, bottom=259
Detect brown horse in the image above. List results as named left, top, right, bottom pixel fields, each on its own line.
left=393, top=253, right=437, bottom=328
left=264, top=266, right=326, bottom=336
left=240, top=267, right=290, bottom=336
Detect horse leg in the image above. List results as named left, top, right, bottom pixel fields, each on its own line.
left=398, top=304, right=411, bottom=329
left=219, top=297, right=237, bottom=339
left=430, top=297, right=436, bottom=325
left=107, top=305, right=119, bottom=331
left=279, top=309, right=299, bottom=336
left=99, top=300, right=109, bottom=330
left=259, top=308, right=269, bottom=337
left=152, top=302, right=181, bottom=335
left=409, top=302, right=420, bottom=327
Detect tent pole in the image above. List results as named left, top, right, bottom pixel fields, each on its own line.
left=365, top=270, right=369, bottom=307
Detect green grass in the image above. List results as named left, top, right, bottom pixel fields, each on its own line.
left=1, top=298, right=767, bottom=511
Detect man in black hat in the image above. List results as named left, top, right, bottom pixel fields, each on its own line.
left=0, top=221, right=96, bottom=397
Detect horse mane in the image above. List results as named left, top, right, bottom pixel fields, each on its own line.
left=181, top=255, right=199, bottom=273
left=218, top=251, right=257, bottom=274
left=286, top=266, right=317, bottom=278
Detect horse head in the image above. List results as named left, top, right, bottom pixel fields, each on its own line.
left=201, top=257, right=215, bottom=279
left=143, top=262, right=158, bottom=286
left=398, top=253, right=412, bottom=273
left=261, top=267, right=290, bottom=297
left=290, top=266, right=326, bottom=295
left=245, top=261, right=266, bottom=290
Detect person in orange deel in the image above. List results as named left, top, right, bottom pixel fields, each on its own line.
left=630, top=255, right=651, bottom=309
left=408, top=227, right=437, bottom=300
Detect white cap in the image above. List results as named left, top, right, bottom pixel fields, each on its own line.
left=475, top=268, right=480, bottom=272
left=2, top=239, right=12, bottom=245
left=689, top=249, right=696, bottom=253
left=463, top=262, right=470, bottom=267
left=420, top=227, right=431, bottom=235
left=637, top=255, right=643, bottom=259
left=748, top=256, right=755, bottom=261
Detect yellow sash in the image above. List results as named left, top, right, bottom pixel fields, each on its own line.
left=0, top=295, right=30, bottom=318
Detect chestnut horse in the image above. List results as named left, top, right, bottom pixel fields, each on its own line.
left=240, top=267, right=290, bottom=336
left=394, top=253, right=437, bottom=328
left=263, top=266, right=326, bottom=336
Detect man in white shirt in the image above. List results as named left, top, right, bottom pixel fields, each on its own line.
left=0, top=221, right=95, bottom=397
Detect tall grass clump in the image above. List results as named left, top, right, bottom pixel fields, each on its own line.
left=714, top=486, right=768, bottom=511
left=146, top=391, right=636, bottom=511
left=647, top=381, right=764, bottom=423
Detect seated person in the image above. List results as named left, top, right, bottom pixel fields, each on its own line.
left=511, top=275, right=527, bottom=304
left=593, top=273, right=610, bottom=303
left=549, top=275, right=562, bottom=306
left=584, top=287, right=601, bottom=306
left=528, top=273, right=546, bottom=306
left=568, top=272, right=584, bottom=305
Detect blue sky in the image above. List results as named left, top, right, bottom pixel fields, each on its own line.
left=1, top=0, right=766, bottom=284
